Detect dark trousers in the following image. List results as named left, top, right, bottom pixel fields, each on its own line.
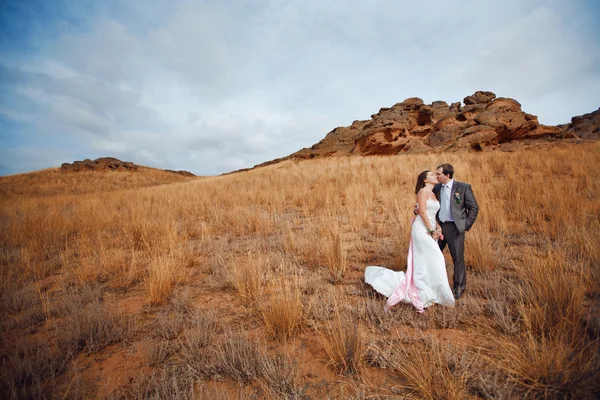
left=438, top=221, right=466, bottom=291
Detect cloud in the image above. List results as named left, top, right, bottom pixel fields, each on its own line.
left=0, top=0, right=598, bottom=176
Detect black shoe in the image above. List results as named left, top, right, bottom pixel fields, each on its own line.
left=453, top=287, right=461, bottom=300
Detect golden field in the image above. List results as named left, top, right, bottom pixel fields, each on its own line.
left=1, top=143, right=599, bottom=399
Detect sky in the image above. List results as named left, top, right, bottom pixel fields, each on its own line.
left=0, top=0, right=599, bottom=176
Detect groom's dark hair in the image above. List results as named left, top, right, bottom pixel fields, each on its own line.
left=437, top=163, right=454, bottom=179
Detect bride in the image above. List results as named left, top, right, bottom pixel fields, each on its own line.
left=365, top=170, right=455, bottom=313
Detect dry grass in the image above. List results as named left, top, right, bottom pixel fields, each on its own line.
left=484, top=249, right=600, bottom=397
left=319, top=296, right=366, bottom=375
left=322, top=228, right=349, bottom=283
left=225, top=252, right=267, bottom=303
left=370, top=333, right=474, bottom=399
left=145, top=251, right=188, bottom=306
left=178, top=327, right=219, bottom=379
left=260, top=275, right=304, bottom=340
left=137, top=338, right=174, bottom=367
left=1, top=142, right=599, bottom=398
left=0, top=166, right=197, bottom=198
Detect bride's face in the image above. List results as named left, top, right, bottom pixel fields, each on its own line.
left=425, top=171, right=438, bottom=184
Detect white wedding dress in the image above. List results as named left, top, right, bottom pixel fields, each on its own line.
left=365, top=199, right=455, bottom=312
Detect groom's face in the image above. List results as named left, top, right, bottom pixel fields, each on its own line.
left=436, top=167, right=450, bottom=184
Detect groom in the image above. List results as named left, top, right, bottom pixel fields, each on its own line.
left=433, top=163, right=478, bottom=300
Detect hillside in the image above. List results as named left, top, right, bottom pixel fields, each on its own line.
left=255, top=91, right=600, bottom=169
left=0, top=164, right=198, bottom=199
left=1, top=143, right=599, bottom=398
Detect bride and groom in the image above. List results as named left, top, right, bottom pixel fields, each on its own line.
left=365, top=163, right=479, bottom=313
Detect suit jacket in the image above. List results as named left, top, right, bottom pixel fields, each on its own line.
left=434, top=181, right=478, bottom=233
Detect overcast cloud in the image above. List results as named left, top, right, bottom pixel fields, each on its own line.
left=1, top=0, right=599, bottom=176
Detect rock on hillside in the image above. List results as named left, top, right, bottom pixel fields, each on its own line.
left=61, top=157, right=195, bottom=176
left=61, top=157, right=138, bottom=172
left=256, top=91, right=598, bottom=167
left=558, top=107, right=600, bottom=139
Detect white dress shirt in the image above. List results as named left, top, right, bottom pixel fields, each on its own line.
left=439, top=179, right=454, bottom=222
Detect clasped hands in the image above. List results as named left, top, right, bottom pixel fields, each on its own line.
left=414, top=203, right=443, bottom=240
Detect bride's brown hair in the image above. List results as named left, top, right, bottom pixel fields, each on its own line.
left=415, top=170, right=430, bottom=195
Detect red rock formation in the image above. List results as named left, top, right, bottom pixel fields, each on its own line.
left=254, top=91, right=597, bottom=169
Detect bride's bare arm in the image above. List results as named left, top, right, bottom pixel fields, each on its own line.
left=416, top=190, right=434, bottom=232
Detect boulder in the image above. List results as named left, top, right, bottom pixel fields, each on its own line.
left=563, top=108, right=600, bottom=139
left=463, top=91, right=496, bottom=105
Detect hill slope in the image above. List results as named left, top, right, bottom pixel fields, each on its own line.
left=1, top=143, right=599, bottom=398
left=0, top=165, right=198, bottom=199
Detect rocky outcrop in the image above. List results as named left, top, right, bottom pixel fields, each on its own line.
left=560, top=108, right=600, bottom=139
left=254, top=91, right=597, bottom=168
left=61, top=157, right=195, bottom=176
left=61, top=157, right=138, bottom=172
left=164, top=169, right=196, bottom=177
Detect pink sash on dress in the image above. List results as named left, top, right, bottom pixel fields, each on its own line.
left=384, top=222, right=425, bottom=313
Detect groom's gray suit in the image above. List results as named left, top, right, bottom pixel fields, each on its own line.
left=433, top=180, right=478, bottom=297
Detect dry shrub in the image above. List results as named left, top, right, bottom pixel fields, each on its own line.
left=178, top=311, right=219, bottom=378
left=319, top=302, right=366, bottom=375
left=383, top=303, right=431, bottom=330
left=178, top=316, right=304, bottom=397
left=486, top=298, right=521, bottom=336
left=71, top=254, right=106, bottom=286
left=107, top=365, right=194, bottom=400
left=516, top=250, right=587, bottom=337
left=386, top=333, right=474, bottom=399
left=485, top=250, right=600, bottom=397
left=260, top=276, right=304, bottom=340
left=329, top=381, right=394, bottom=400
left=137, top=338, right=173, bottom=367
left=2, top=283, right=42, bottom=317
left=214, top=331, right=304, bottom=397
left=145, top=249, right=189, bottom=306
left=0, top=339, right=70, bottom=399
left=282, top=222, right=323, bottom=269
left=322, top=228, right=348, bottom=283
left=237, top=205, right=276, bottom=234
left=465, top=225, right=500, bottom=271
left=58, top=363, right=88, bottom=400
left=488, top=330, right=600, bottom=398
left=360, top=296, right=389, bottom=333
left=225, top=252, right=267, bottom=303
left=258, top=352, right=304, bottom=399
left=214, top=331, right=266, bottom=383
left=192, top=384, right=257, bottom=400
left=482, top=275, right=522, bottom=336
left=304, top=287, right=343, bottom=330
left=426, top=303, right=462, bottom=329
left=56, top=296, right=128, bottom=355
left=108, top=249, right=145, bottom=290
left=478, top=195, right=508, bottom=234
left=152, top=308, right=187, bottom=340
